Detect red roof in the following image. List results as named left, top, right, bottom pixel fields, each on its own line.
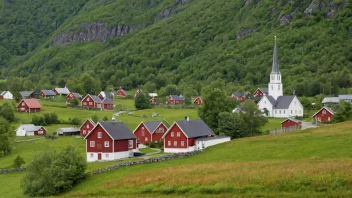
left=20, top=99, right=42, bottom=108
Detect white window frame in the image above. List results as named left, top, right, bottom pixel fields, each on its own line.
left=181, top=141, right=184, bottom=146
left=168, top=141, right=171, bottom=146
left=171, top=132, right=174, bottom=137
left=142, top=130, right=145, bottom=136
left=174, top=141, right=177, bottom=146
left=83, top=130, right=86, bottom=134
left=86, top=124, right=89, bottom=129
left=90, top=141, right=95, bottom=147
left=83, top=102, right=87, bottom=105
left=128, top=140, right=134, bottom=148
left=145, top=137, right=148, bottom=141
left=22, top=102, right=25, bottom=106
left=322, top=110, right=326, bottom=114
left=90, top=153, right=94, bottom=158
left=158, top=128, right=164, bottom=133
left=87, top=97, right=90, bottom=101
left=104, top=141, right=109, bottom=147
left=98, top=132, right=102, bottom=138
left=89, top=102, right=92, bottom=105
left=177, top=132, right=180, bottom=137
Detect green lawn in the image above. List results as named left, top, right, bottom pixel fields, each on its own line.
left=139, top=148, right=158, bottom=154
left=261, top=118, right=282, bottom=132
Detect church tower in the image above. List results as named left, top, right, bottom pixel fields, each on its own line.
left=268, top=36, right=283, bottom=100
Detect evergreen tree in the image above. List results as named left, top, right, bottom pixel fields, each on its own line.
left=134, top=93, right=150, bottom=110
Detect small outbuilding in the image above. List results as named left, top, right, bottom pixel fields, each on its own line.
left=281, top=117, right=302, bottom=128
left=15, top=124, right=47, bottom=136
left=57, top=127, right=80, bottom=136
left=0, top=91, right=13, bottom=99
left=195, top=136, right=231, bottom=151
left=312, top=106, right=335, bottom=123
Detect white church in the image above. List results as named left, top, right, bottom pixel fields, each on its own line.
left=257, top=37, right=303, bottom=118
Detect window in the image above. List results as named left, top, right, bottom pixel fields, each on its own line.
left=158, top=128, right=164, bottom=133
left=98, top=132, right=102, bottom=138
left=142, top=127, right=144, bottom=130
left=295, top=110, right=297, bottom=114
left=275, top=110, right=277, bottom=114
left=264, top=101, right=266, bottom=104
left=142, top=131, right=145, bottom=136
left=105, top=154, right=109, bottom=158
left=86, top=124, right=89, bottom=129
left=284, top=110, right=286, bottom=114
left=181, top=141, right=184, bottom=146
left=168, top=141, right=171, bottom=146
left=90, top=153, right=94, bottom=158
left=294, top=101, right=297, bottom=105
left=171, top=132, right=174, bottom=137
left=104, top=141, right=109, bottom=147
left=128, top=140, right=133, bottom=148
left=90, top=141, right=95, bottom=147
left=22, top=102, right=25, bottom=106
left=271, top=76, right=274, bottom=80
left=328, top=117, right=331, bottom=121
left=299, top=110, right=301, bottom=114
left=318, top=117, right=321, bottom=122
left=177, top=132, right=180, bottom=137
left=271, top=85, right=274, bottom=90
left=279, top=110, right=281, bottom=114
left=83, top=102, right=87, bottom=105
left=278, top=85, right=281, bottom=90
left=291, top=110, right=293, bottom=114
left=145, top=137, right=148, bottom=141
left=322, top=110, right=326, bottom=114
left=174, top=141, right=177, bottom=146
left=89, top=102, right=92, bottom=105
left=87, top=97, right=90, bottom=101
left=277, top=76, right=279, bottom=80
left=83, top=130, right=86, bottom=134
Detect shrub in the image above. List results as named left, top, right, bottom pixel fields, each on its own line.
left=13, top=155, right=25, bottom=168
left=71, top=117, right=81, bottom=125
left=21, top=146, right=87, bottom=196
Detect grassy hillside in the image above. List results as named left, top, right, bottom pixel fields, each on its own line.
left=3, top=0, right=352, bottom=96
left=57, top=122, right=352, bottom=197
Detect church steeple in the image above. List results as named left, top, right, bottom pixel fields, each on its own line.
left=268, top=36, right=283, bottom=100
left=271, top=36, right=280, bottom=74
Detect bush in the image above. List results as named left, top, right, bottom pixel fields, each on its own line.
left=21, top=146, right=87, bottom=196
left=149, top=141, right=163, bottom=148
left=13, top=155, right=25, bottom=168
left=71, top=117, right=81, bottom=125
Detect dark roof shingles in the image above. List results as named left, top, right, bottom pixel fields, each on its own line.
left=99, top=122, right=136, bottom=140
left=176, top=120, right=215, bottom=138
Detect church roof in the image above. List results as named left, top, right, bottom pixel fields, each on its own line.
left=275, top=96, right=295, bottom=109
left=271, top=36, right=280, bottom=75
left=266, top=95, right=277, bottom=106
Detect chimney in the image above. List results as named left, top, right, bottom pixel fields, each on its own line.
left=112, top=116, right=116, bottom=123
left=185, top=116, right=189, bottom=121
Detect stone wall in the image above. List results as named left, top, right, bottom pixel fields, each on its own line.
left=0, top=167, right=27, bottom=174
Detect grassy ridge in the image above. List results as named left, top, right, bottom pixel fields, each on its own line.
left=61, top=122, right=352, bottom=197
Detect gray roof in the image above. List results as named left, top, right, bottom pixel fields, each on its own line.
left=100, top=92, right=114, bottom=98
left=0, top=91, right=10, bottom=96
left=56, top=127, right=80, bottom=133
left=281, top=117, right=302, bottom=124
left=102, top=97, right=113, bottom=104
left=266, top=95, right=277, bottom=106
left=322, top=97, right=339, bottom=104
left=41, top=90, right=56, bottom=96
left=90, top=95, right=102, bottom=102
left=232, top=93, right=245, bottom=97
left=54, top=87, right=70, bottom=95
left=175, top=120, right=215, bottom=138
left=99, top=122, right=136, bottom=140
left=275, top=96, right=295, bottom=109
left=271, top=36, right=280, bottom=74
left=324, top=106, right=335, bottom=114
left=20, top=91, right=34, bottom=97
left=338, top=95, right=352, bottom=100
left=169, top=95, right=184, bottom=101
left=195, top=136, right=230, bottom=142
left=17, top=124, right=43, bottom=132
left=259, top=88, right=268, bottom=94
left=144, top=121, right=163, bottom=133
left=72, top=92, right=82, bottom=98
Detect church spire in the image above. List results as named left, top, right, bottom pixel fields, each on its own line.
left=271, top=36, right=280, bottom=74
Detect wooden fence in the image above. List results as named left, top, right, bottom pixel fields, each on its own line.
left=270, top=125, right=302, bottom=134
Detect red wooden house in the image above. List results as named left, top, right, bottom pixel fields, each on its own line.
left=193, top=96, right=203, bottom=105
left=162, top=119, right=215, bottom=153
left=150, top=97, right=159, bottom=105
left=134, top=89, right=142, bottom=97
left=85, top=122, right=138, bottom=162
left=312, top=106, right=335, bottom=123
left=102, top=97, right=114, bottom=109
left=80, top=119, right=95, bottom=136
left=133, top=121, right=168, bottom=144
left=231, top=93, right=246, bottom=102
left=66, top=92, right=82, bottom=101
left=281, top=118, right=302, bottom=128
left=168, top=95, right=184, bottom=104
left=253, top=88, right=268, bottom=97
left=116, top=87, right=127, bottom=97
left=16, top=99, right=41, bottom=113
left=40, top=90, right=57, bottom=98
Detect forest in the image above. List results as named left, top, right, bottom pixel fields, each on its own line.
left=0, top=0, right=351, bottom=97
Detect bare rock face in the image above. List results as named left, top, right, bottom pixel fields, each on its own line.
left=236, top=27, right=257, bottom=39
left=53, top=22, right=141, bottom=46
left=304, top=0, right=345, bottom=18
left=279, top=12, right=296, bottom=26
left=155, top=0, right=193, bottom=22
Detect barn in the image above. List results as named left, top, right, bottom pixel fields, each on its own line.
left=133, top=121, right=168, bottom=144
left=281, top=117, right=302, bottom=128
left=116, top=87, right=127, bottom=97
left=80, top=119, right=96, bottom=136
left=168, top=95, right=184, bottom=104
left=16, top=99, right=41, bottom=113
left=15, top=124, right=47, bottom=136
left=57, top=127, right=80, bottom=136
left=193, top=96, right=203, bottom=105
left=40, top=90, right=57, bottom=98
left=85, top=122, right=138, bottom=162
left=162, top=119, right=216, bottom=153
left=312, top=107, right=335, bottom=123
left=0, top=91, right=13, bottom=99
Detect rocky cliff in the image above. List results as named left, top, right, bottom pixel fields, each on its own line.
left=155, top=0, right=193, bottom=22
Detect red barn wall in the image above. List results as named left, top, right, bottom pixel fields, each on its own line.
left=281, top=120, right=301, bottom=128
left=134, top=123, right=152, bottom=144
left=254, top=90, right=264, bottom=97
left=116, top=89, right=126, bottom=97
left=86, top=125, right=113, bottom=153
left=82, top=96, right=97, bottom=108
left=151, top=124, right=168, bottom=142
left=164, top=124, right=188, bottom=149
left=80, top=120, right=95, bottom=136
left=315, top=109, right=334, bottom=122
left=114, top=139, right=136, bottom=152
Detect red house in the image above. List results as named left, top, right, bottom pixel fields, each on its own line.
left=253, top=88, right=268, bottom=97
left=40, top=90, right=57, bottom=98
left=231, top=93, right=246, bottom=102
left=16, top=99, right=41, bottom=113
left=134, top=89, right=142, bottom=97
left=168, top=95, right=184, bottom=104
left=85, top=122, right=137, bottom=162
left=312, top=106, right=335, bottom=123
left=281, top=117, right=302, bottom=128
left=80, top=119, right=95, bottom=136
left=66, top=92, right=82, bottom=101
left=116, top=87, right=127, bottom=97
left=150, top=97, right=159, bottom=105
left=133, top=121, right=168, bottom=144
left=193, top=96, right=203, bottom=105
left=162, top=119, right=215, bottom=153
left=102, top=97, right=114, bottom=109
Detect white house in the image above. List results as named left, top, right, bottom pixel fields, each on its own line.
left=257, top=36, right=304, bottom=118
left=0, top=91, right=13, bottom=99
left=15, top=124, right=47, bottom=136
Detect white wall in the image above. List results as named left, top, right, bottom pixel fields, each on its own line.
left=16, top=128, right=26, bottom=136
left=3, top=92, right=13, bottom=99
left=87, top=151, right=132, bottom=162
left=195, top=137, right=231, bottom=151
left=257, top=96, right=273, bottom=117
left=164, top=146, right=195, bottom=153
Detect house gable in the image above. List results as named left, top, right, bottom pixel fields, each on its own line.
left=133, top=122, right=152, bottom=144
left=163, top=123, right=188, bottom=149
left=85, top=124, right=114, bottom=153
left=80, top=119, right=95, bottom=136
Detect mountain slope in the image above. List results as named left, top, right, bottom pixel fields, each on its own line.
left=3, top=0, right=352, bottom=96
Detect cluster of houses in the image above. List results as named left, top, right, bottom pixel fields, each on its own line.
left=16, top=117, right=230, bottom=162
